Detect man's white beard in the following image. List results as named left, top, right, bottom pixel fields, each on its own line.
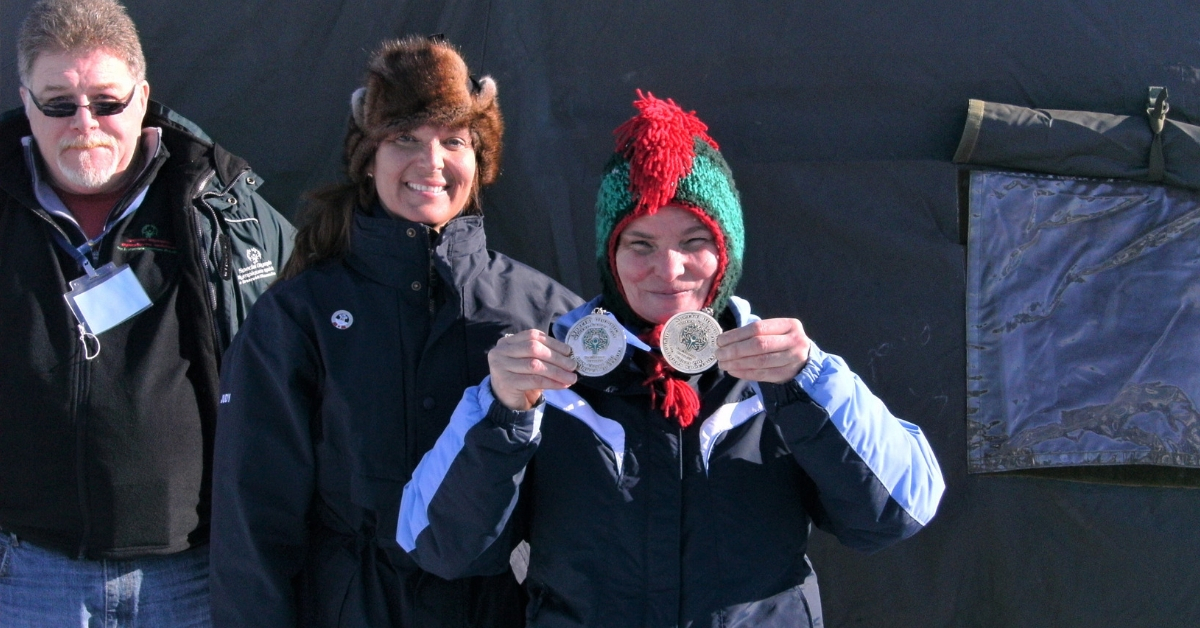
left=57, top=133, right=121, bottom=190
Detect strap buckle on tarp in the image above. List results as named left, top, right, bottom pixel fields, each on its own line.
left=1146, top=86, right=1169, bottom=182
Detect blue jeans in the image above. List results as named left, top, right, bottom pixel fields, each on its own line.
left=0, top=532, right=211, bottom=627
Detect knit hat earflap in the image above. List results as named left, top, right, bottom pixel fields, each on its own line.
left=595, top=91, right=744, bottom=328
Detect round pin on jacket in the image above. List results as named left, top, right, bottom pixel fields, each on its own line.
left=660, top=309, right=722, bottom=374
left=331, top=310, right=354, bottom=330
left=565, top=308, right=626, bottom=377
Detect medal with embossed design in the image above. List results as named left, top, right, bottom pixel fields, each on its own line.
left=660, top=309, right=721, bottom=374
left=565, top=308, right=626, bottom=377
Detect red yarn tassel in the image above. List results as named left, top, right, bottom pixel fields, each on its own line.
left=661, top=378, right=701, bottom=428
left=639, top=324, right=701, bottom=428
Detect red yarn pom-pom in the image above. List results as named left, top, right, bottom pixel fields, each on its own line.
left=613, top=90, right=718, bottom=216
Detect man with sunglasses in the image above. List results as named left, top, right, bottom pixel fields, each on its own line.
left=0, top=1, right=293, bottom=625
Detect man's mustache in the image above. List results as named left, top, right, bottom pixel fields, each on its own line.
left=59, top=134, right=117, bottom=151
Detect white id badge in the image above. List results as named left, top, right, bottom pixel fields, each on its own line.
left=64, top=263, right=153, bottom=335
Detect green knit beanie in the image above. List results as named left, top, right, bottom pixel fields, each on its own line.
left=595, top=91, right=744, bottom=327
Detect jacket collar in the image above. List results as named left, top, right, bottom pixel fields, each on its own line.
left=0, top=108, right=37, bottom=208
left=433, top=214, right=488, bottom=288
left=345, top=208, right=488, bottom=289
left=552, top=295, right=653, bottom=352
left=19, top=129, right=167, bottom=248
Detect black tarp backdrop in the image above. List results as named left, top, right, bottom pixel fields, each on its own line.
left=3, top=1, right=1199, bottom=626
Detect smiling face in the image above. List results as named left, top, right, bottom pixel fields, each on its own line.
left=613, top=205, right=721, bottom=325
left=371, top=124, right=477, bottom=229
left=21, top=48, right=149, bottom=195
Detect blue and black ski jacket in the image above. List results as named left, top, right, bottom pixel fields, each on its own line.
left=400, top=296, right=945, bottom=628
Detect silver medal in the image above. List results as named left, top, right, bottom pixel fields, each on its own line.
left=565, top=308, right=627, bottom=377
left=660, top=309, right=722, bottom=374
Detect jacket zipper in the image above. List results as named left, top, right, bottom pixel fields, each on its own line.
left=678, top=425, right=684, bottom=480
left=73, top=342, right=91, bottom=559
left=74, top=240, right=105, bottom=558
left=190, top=170, right=219, bottom=310
left=189, top=169, right=228, bottom=356
left=63, top=171, right=156, bottom=559
left=23, top=195, right=143, bottom=561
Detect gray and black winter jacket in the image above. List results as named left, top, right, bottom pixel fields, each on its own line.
left=210, top=209, right=581, bottom=627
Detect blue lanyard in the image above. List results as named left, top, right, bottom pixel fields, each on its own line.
left=21, top=135, right=154, bottom=277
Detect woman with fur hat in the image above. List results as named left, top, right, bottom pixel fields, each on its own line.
left=209, top=36, right=580, bottom=627
left=398, top=92, right=945, bottom=627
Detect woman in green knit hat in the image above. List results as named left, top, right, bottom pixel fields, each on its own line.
left=399, top=92, right=945, bottom=627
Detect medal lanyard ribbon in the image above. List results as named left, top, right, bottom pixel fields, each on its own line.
left=21, top=136, right=151, bottom=277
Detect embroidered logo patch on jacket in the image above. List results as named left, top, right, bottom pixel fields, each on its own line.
left=118, top=223, right=177, bottom=253
left=235, top=247, right=276, bottom=285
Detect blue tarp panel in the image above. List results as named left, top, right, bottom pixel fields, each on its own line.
left=967, top=171, right=1200, bottom=476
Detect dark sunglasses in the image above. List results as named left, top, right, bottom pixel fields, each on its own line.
left=25, top=85, right=137, bottom=118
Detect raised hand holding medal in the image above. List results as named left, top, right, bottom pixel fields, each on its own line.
left=488, top=329, right=578, bottom=411
left=564, top=308, right=626, bottom=377
left=714, top=317, right=812, bottom=384
left=657, top=308, right=813, bottom=381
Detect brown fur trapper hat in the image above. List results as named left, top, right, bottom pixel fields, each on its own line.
left=344, top=35, right=503, bottom=194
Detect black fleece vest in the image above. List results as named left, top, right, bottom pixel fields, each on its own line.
left=0, top=129, right=221, bottom=559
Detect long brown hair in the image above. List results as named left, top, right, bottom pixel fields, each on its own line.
left=277, top=179, right=372, bottom=281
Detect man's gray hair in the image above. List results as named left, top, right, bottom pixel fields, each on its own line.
left=17, top=0, right=146, bottom=86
